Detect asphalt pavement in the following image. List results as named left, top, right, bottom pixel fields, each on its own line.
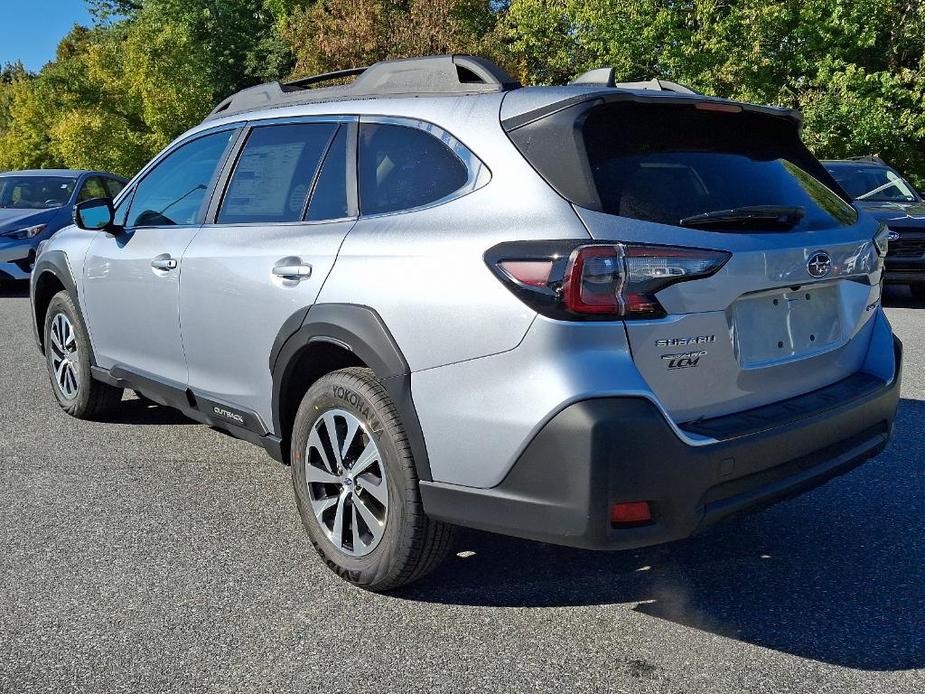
left=1, top=281, right=923, bottom=693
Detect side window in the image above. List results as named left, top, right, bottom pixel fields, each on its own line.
left=306, top=125, right=350, bottom=221
left=127, top=130, right=234, bottom=228
left=78, top=176, right=108, bottom=202
left=113, top=190, right=133, bottom=226
left=218, top=123, right=337, bottom=225
left=105, top=178, right=126, bottom=198
left=358, top=123, right=469, bottom=215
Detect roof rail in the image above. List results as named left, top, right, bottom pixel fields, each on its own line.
left=206, top=55, right=520, bottom=122
left=569, top=68, right=698, bottom=94
left=284, top=67, right=370, bottom=90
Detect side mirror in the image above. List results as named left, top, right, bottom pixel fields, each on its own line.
left=74, top=197, right=117, bottom=231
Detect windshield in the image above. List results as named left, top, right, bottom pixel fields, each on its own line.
left=824, top=164, right=920, bottom=203
left=0, top=175, right=77, bottom=209
left=581, top=103, right=857, bottom=230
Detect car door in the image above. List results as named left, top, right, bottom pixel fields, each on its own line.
left=179, top=118, right=357, bottom=429
left=82, top=128, right=239, bottom=387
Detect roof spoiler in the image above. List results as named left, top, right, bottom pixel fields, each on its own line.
left=206, top=55, right=520, bottom=121
left=570, top=68, right=698, bottom=94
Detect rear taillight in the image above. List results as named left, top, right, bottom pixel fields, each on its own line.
left=489, top=241, right=730, bottom=320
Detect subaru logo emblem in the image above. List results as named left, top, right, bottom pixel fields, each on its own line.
left=888, top=230, right=900, bottom=242
left=807, top=251, right=832, bottom=279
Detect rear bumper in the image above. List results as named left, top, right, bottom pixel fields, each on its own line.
left=420, top=338, right=902, bottom=550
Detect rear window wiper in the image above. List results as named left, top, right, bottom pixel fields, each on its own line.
left=679, top=205, right=806, bottom=230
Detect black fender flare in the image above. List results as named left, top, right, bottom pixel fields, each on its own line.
left=271, top=303, right=432, bottom=481
left=31, top=251, right=98, bottom=365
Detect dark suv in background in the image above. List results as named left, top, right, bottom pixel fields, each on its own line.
left=0, top=169, right=127, bottom=283
left=824, top=157, right=925, bottom=300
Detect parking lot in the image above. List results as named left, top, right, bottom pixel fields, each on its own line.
left=0, top=281, right=922, bottom=694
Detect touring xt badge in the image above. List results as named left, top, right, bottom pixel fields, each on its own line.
left=661, top=350, right=708, bottom=370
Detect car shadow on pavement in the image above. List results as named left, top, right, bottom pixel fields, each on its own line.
left=399, top=398, right=925, bottom=672
left=882, top=284, right=924, bottom=308
left=105, top=394, right=197, bottom=426
left=0, top=280, right=29, bottom=298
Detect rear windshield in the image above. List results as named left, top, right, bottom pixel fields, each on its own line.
left=581, top=103, right=856, bottom=230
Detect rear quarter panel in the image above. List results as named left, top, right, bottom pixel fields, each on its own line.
left=316, top=94, right=589, bottom=371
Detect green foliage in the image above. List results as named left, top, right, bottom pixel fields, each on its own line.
left=0, top=0, right=923, bottom=186
left=0, top=1, right=293, bottom=176
left=492, top=0, right=925, bottom=186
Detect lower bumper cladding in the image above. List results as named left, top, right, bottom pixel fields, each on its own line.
left=420, top=338, right=902, bottom=550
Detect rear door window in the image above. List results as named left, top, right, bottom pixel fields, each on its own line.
left=581, top=102, right=857, bottom=230
left=218, top=123, right=337, bottom=224
left=358, top=123, right=468, bottom=215
left=306, top=125, right=351, bottom=221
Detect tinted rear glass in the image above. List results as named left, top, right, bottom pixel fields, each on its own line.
left=306, top=125, right=350, bottom=221
left=582, top=103, right=856, bottom=230
left=358, top=123, right=468, bottom=216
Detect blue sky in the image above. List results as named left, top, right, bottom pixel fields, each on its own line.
left=0, top=0, right=93, bottom=71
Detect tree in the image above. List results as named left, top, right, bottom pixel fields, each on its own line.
left=493, top=0, right=925, bottom=185
left=0, top=0, right=922, bottom=186
left=282, top=0, right=499, bottom=76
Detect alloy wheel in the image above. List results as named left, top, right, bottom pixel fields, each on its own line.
left=49, top=313, right=80, bottom=400
left=304, top=408, right=389, bottom=557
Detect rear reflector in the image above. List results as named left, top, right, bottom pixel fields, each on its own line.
left=499, top=260, right=554, bottom=288
left=610, top=501, right=652, bottom=525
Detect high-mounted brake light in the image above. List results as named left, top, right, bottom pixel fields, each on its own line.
left=487, top=241, right=730, bottom=321
left=695, top=102, right=743, bottom=113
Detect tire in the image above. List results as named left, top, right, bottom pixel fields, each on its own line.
left=909, top=284, right=925, bottom=302
left=291, top=367, right=456, bottom=591
left=43, top=290, right=123, bottom=419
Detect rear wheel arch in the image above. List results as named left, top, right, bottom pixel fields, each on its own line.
left=272, top=304, right=432, bottom=480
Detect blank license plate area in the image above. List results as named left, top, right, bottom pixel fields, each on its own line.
left=734, top=284, right=843, bottom=367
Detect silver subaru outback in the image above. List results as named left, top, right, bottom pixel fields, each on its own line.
left=30, top=55, right=902, bottom=591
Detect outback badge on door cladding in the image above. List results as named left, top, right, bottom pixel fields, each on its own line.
left=807, top=251, right=832, bottom=279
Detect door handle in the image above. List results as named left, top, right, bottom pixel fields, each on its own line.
left=151, top=257, right=178, bottom=271
left=272, top=263, right=312, bottom=280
